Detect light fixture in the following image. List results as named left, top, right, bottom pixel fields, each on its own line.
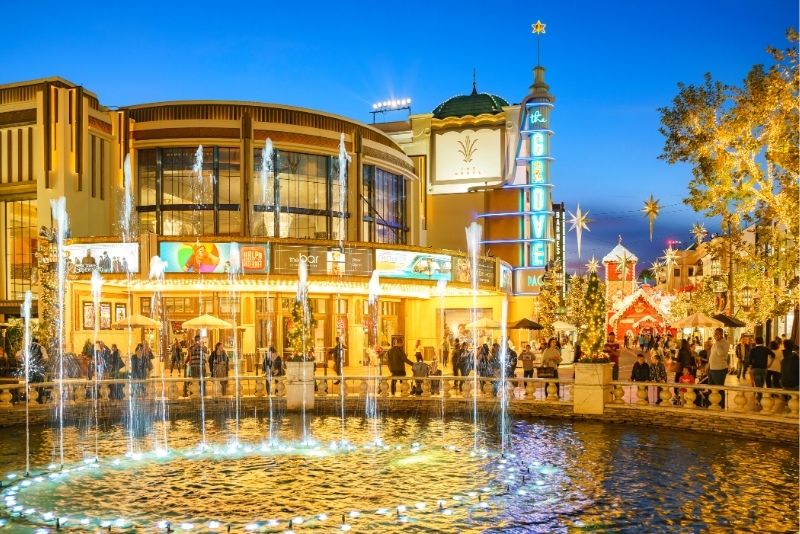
left=710, top=257, right=721, bottom=277
left=742, top=286, right=753, bottom=309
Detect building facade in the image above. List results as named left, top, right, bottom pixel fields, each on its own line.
left=0, top=77, right=513, bottom=363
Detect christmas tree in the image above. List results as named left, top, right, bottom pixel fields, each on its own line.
left=583, top=271, right=607, bottom=356
left=537, top=263, right=564, bottom=339
left=565, top=273, right=589, bottom=345
left=286, top=299, right=317, bottom=360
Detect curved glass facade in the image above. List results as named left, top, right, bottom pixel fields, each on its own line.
left=137, top=147, right=241, bottom=236
left=251, top=149, right=346, bottom=240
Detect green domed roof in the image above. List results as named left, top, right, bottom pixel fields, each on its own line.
left=432, top=87, right=509, bottom=119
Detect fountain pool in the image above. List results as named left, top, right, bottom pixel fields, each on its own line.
left=0, top=414, right=797, bottom=532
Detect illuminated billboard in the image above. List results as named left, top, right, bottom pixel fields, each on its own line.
left=375, top=249, right=451, bottom=281
left=272, top=245, right=373, bottom=276
left=158, top=242, right=270, bottom=274
left=65, top=243, right=139, bottom=274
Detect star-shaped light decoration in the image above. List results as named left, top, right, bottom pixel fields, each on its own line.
left=586, top=256, right=599, bottom=274
left=567, top=204, right=592, bottom=258
left=617, top=251, right=632, bottom=283
left=532, top=20, right=546, bottom=34
left=641, top=194, right=662, bottom=242
left=691, top=222, right=707, bottom=245
left=662, top=246, right=678, bottom=283
left=650, top=260, right=663, bottom=283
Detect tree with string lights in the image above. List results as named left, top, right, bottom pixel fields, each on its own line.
left=565, top=273, right=589, bottom=345
left=583, top=263, right=607, bottom=356
left=537, top=263, right=564, bottom=340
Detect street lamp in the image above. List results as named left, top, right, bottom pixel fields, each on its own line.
left=710, top=257, right=721, bottom=277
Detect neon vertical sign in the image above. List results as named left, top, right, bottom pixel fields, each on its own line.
left=527, top=106, right=551, bottom=268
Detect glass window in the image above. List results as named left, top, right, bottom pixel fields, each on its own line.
left=5, top=200, right=37, bottom=300
left=362, top=165, right=406, bottom=244
left=252, top=147, right=347, bottom=239
left=137, top=147, right=240, bottom=236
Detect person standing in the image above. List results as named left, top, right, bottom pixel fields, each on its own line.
left=387, top=338, right=413, bottom=395
left=648, top=352, right=668, bottom=404
left=735, top=335, right=751, bottom=379
left=451, top=339, right=462, bottom=390
left=441, top=335, right=450, bottom=367
left=411, top=354, right=429, bottom=395
left=747, top=336, right=773, bottom=398
left=331, top=337, right=346, bottom=384
left=631, top=353, right=651, bottom=382
left=603, top=332, right=621, bottom=380
left=780, top=340, right=798, bottom=390
left=170, top=339, right=183, bottom=376
left=707, top=327, right=730, bottom=407
left=210, top=342, right=229, bottom=395
left=187, top=335, right=208, bottom=396
left=519, top=343, right=533, bottom=378
left=541, top=338, right=562, bottom=394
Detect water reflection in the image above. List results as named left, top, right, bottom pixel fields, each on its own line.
left=0, top=416, right=796, bottom=532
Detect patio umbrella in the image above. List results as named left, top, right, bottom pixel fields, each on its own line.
left=112, top=313, right=161, bottom=329
left=508, top=318, right=544, bottom=330
left=465, top=317, right=501, bottom=329
left=181, top=314, right=233, bottom=330
left=672, top=313, right=723, bottom=329
left=712, top=314, right=746, bottom=328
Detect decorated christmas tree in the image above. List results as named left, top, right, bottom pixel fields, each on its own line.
left=286, top=299, right=317, bottom=360
left=565, top=273, right=589, bottom=344
left=583, top=270, right=607, bottom=356
left=537, top=263, right=564, bottom=339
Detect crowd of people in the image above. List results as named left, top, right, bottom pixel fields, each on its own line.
left=625, top=328, right=799, bottom=406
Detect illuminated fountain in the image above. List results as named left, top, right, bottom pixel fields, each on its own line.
left=2, top=143, right=795, bottom=533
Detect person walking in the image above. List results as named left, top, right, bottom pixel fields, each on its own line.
left=707, top=327, right=730, bottom=407
left=766, top=340, right=783, bottom=389
left=387, top=338, right=413, bottom=395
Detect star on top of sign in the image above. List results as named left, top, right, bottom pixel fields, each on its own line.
left=532, top=20, right=546, bottom=34
left=586, top=256, right=599, bottom=274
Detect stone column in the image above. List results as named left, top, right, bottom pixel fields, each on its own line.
left=285, top=361, right=315, bottom=410
left=573, top=363, right=613, bottom=414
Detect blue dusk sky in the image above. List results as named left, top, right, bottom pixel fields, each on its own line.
left=1, top=0, right=796, bottom=270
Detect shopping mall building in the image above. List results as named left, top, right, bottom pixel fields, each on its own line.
left=0, top=64, right=565, bottom=363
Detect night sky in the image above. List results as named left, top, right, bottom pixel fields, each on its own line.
left=2, top=0, right=795, bottom=270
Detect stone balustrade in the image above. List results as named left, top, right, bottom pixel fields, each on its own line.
left=0, top=374, right=796, bottom=443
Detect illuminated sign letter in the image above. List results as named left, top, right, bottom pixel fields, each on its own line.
left=532, top=161, right=544, bottom=183
left=532, top=133, right=544, bottom=157
left=532, top=187, right=545, bottom=211
left=531, top=242, right=546, bottom=266
left=532, top=214, right=546, bottom=238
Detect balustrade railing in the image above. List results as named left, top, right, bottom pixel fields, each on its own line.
left=0, top=377, right=797, bottom=421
